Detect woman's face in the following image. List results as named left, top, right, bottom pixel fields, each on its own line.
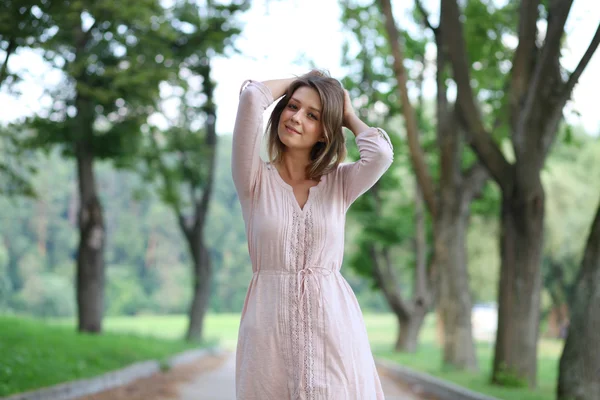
left=278, top=86, right=324, bottom=151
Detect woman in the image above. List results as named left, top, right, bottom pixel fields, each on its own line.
left=232, top=70, right=393, bottom=400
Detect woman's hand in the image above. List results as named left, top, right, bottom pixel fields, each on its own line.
left=342, top=89, right=356, bottom=128
left=342, top=89, right=369, bottom=136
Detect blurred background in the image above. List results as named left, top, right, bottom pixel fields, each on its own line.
left=1, top=1, right=599, bottom=399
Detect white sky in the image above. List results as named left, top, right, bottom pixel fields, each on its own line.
left=1, top=0, right=599, bottom=135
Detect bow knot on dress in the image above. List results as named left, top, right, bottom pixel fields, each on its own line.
left=297, top=267, right=332, bottom=308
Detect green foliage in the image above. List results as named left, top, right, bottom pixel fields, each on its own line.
left=105, top=267, right=151, bottom=316
left=0, top=1, right=58, bottom=88
left=340, top=0, right=435, bottom=297
left=0, top=125, right=37, bottom=197
left=541, top=131, right=600, bottom=316
left=19, top=0, right=178, bottom=160
left=0, top=314, right=201, bottom=396
left=11, top=274, right=75, bottom=317
left=462, top=0, right=516, bottom=119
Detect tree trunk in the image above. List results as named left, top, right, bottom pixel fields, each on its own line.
left=396, top=306, right=428, bottom=352
left=75, top=134, right=105, bottom=333
left=184, top=62, right=217, bottom=342
left=435, top=204, right=478, bottom=370
left=492, top=182, right=544, bottom=387
left=368, top=180, right=433, bottom=353
left=186, top=238, right=212, bottom=341
left=3, top=236, right=24, bottom=292
left=557, top=198, right=600, bottom=400
left=371, top=244, right=430, bottom=354
left=546, top=303, right=569, bottom=339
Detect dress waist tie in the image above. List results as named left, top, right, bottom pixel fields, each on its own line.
left=297, top=267, right=332, bottom=309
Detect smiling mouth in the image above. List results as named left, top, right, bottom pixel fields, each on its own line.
left=285, top=125, right=301, bottom=135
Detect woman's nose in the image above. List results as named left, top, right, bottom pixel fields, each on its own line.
left=291, top=111, right=301, bottom=123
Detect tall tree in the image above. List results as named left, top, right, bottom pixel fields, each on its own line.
left=26, top=0, right=174, bottom=332
left=141, top=0, right=249, bottom=341
left=441, top=0, right=600, bottom=386
left=341, top=1, right=437, bottom=352
left=558, top=194, right=600, bottom=399
left=376, top=0, right=496, bottom=369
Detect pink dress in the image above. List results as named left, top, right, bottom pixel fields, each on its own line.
left=232, top=80, right=393, bottom=400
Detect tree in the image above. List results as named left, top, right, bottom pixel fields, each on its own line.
left=141, top=1, right=249, bottom=341
left=558, top=194, right=600, bottom=400
left=340, top=1, right=438, bottom=352
left=25, top=0, right=174, bottom=332
left=376, top=0, right=505, bottom=369
left=441, top=0, right=600, bottom=386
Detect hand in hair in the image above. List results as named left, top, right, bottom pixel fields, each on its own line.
left=342, top=89, right=369, bottom=137
left=342, top=89, right=356, bottom=127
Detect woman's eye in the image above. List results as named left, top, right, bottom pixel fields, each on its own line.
left=309, top=113, right=318, bottom=120
left=288, top=104, right=297, bottom=110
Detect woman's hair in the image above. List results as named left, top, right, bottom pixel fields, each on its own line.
left=266, top=73, right=347, bottom=180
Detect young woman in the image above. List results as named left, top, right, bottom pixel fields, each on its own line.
left=232, top=70, right=393, bottom=399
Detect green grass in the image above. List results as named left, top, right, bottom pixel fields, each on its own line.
left=0, top=315, right=204, bottom=397
left=363, top=313, right=559, bottom=400
left=50, top=313, right=242, bottom=350
left=1, top=312, right=560, bottom=399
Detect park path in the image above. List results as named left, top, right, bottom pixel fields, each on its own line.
left=78, top=349, right=432, bottom=400
left=177, top=350, right=430, bottom=400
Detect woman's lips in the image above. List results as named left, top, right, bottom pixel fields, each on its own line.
left=285, top=125, right=301, bottom=135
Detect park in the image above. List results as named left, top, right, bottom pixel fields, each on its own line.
left=1, top=0, right=599, bottom=399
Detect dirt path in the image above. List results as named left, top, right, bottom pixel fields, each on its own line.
left=78, top=351, right=433, bottom=400
left=176, top=351, right=432, bottom=400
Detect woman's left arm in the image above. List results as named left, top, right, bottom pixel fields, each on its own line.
left=340, top=90, right=394, bottom=208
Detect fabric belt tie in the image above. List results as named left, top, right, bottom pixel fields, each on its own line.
left=297, top=267, right=332, bottom=309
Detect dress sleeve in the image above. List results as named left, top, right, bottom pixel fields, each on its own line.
left=340, top=127, right=394, bottom=209
left=231, top=80, right=275, bottom=202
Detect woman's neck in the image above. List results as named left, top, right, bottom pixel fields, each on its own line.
left=279, top=151, right=311, bottom=183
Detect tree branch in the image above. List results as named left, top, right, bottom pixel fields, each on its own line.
left=413, top=181, right=431, bottom=304
left=508, top=0, right=539, bottom=135
left=516, top=0, right=574, bottom=155
left=370, top=245, right=411, bottom=319
left=542, top=22, right=600, bottom=159
left=414, top=0, right=437, bottom=33
left=462, top=161, right=489, bottom=203
left=441, top=0, right=513, bottom=191
left=378, top=0, right=438, bottom=216
left=0, top=38, right=16, bottom=87
left=436, top=32, right=461, bottom=201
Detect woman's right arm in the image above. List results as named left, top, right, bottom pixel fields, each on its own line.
left=231, top=78, right=295, bottom=201
left=262, top=77, right=296, bottom=101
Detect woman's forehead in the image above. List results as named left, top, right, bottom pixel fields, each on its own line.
left=290, top=86, right=322, bottom=111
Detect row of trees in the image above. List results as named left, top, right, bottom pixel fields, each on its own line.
left=1, top=0, right=250, bottom=340
left=338, top=0, right=600, bottom=397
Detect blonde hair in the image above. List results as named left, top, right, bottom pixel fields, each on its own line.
left=266, top=75, right=347, bottom=180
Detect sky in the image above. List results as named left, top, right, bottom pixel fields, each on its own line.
left=1, top=0, right=599, bottom=136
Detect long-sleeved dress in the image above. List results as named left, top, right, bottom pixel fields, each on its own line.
left=232, top=80, right=394, bottom=400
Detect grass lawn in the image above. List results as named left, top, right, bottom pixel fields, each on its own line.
left=364, top=314, right=560, bottom=400
left=0, top=314, right=203, bottom=397
left=1, top=312, right=559, bottom=399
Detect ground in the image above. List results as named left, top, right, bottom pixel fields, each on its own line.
left=78, top=351, right=435, bottom=400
